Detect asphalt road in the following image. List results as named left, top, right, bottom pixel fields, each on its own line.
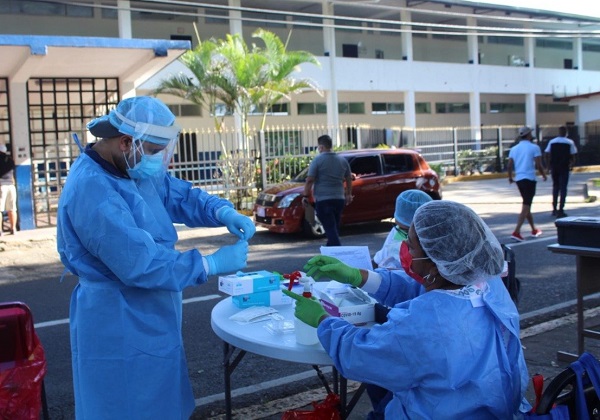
left=1, top=171, right=599, bottom=419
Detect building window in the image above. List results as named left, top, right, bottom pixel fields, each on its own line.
left=536, top=39, right=573, bottom=50
left=489, top=103, right=526, bottom=113
left=435, top=102, right=470, bottom=114
left=372, top=102, right=404, bottom=115
left=538, top=103, right=575, bottom=113
left=297, top=102, right=327, bottom=115
left=339, top=102, right=365, bottom=114
left=212, top=104, right=234, bottom=117
left=415, top=102, right=431, bottom=114
left=168, top=104, right=202, bottom=117
left=248, top=103, right=290, bottom=116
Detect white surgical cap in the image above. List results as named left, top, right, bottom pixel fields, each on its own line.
left=394, top=190, right=433, bottom=227
left=413, top=200, right=504, bottom=285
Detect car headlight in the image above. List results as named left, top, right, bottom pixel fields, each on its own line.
left=277, top=193, right=301, bottom=208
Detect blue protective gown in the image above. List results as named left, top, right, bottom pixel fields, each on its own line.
left=57, top=149, right=233, bottom=419
left=318, top=271, right=531, bottom=419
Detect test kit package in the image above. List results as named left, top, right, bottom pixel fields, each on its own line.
left=317, top=286, right=376, bottom=325
left=218, top=270, right=280, bottom=296
left=232, top=289, right=293, bottom=308
left=555, top=217, right=600, bottom=248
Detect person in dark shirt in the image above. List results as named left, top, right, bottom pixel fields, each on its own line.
left=544, top=126, right=578, bottom=218
left=0, top=144, right=17, bottom=235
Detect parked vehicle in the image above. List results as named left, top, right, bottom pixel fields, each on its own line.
left=253, top=148, right=441, bottom=237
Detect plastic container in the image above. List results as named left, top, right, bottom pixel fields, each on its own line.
left=294, top=277, right=320, bottom=345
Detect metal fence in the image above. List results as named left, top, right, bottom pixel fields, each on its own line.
left=169, top=123, right=595, bottom=209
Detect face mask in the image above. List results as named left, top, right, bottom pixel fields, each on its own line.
left=127, top=152, right=165, bottom=179
left=400, top=240, right=430, bottom=285
left=394, top=226, right=408, bottom=241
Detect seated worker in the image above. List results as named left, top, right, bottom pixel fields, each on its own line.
left=372, top=189, right=432, bottom=269
left=284, top=200, right=530, bottom=419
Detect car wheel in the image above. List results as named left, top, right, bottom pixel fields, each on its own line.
left=302, top=216, right=326, bottom=238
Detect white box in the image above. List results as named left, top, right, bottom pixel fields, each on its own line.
left=232, top=289, right=293, bottom=308
left=317, top=288, right=376, bottom=325
left=218, top=270, right=280, bottom=296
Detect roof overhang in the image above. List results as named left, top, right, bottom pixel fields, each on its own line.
left=0, top=34, right=190, bottom=87
left=557, top=91, right=600, bottom=102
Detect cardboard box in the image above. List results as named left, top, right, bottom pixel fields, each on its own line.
left=317, top=287, right=376, bottom=325
left=218, top=270, right=280, bottom=296
left=232, top=289, right=293, bottom=308
left=556, top=217, right=600, bottom=248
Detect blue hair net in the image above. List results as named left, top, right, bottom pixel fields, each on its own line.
left=87, top=96, right=180, bottom=145
left=394, top=190, right=432, bottom=227
left=413, top=200, right=504, bottom=285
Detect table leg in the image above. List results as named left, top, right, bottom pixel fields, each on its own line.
left=222, top=341, right=246, bottom=420
left=339, top=375, right=347, bottom=419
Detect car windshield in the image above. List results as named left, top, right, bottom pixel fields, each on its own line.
left=291, top=166, right=309, bottom=182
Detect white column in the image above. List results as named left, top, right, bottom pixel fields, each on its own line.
left=404, top=90, right=416, bottom=129
left=323, top=2, right=340, bottom=141
left=400, top=3, right=412, bottom=61
left=469, top=91, right=481, bottom=148
left=229, top=0, right=244, bottom=147
left=228, top=0, right=242, bottom=35
left=574, top=36, right=583, bottom=70
left=524, top=27, right=534, bottom=67
left=525, top=93, right=536, bottom=132
left=467, top=16, right=478, bottom=64
left=117, top=0, right=132, bottom=39
left=8, top=81, right=35, bottom=230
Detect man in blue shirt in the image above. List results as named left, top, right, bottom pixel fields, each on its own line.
left=507, top=126, right=547, bottom=242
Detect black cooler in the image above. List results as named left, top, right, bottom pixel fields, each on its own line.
left=555, top=217, right=600, bottom=248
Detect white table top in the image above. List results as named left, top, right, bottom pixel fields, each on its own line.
left=211, top=295, right=333, bottom=366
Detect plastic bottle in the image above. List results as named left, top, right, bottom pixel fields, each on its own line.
left=294, top=277, right=320, bottom=345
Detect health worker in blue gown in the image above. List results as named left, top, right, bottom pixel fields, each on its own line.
left=57, top=96, right=255, bottom=419
left=284, top=200, right=531, bottom=419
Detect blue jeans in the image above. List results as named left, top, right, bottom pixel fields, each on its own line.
left=315, top=199, right=345, bottom=246
left=551, top=169, right=570, bottom=211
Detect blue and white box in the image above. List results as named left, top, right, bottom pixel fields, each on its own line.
left=218, top=270, right=281, bottom=296
left=232, top=289, right=293, bottom=308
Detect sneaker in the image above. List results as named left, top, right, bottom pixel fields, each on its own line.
left=531, top=229, right=542, bottom=237
left=551, top=209, right=557, bottom=216
left=556, top=210, right=568, bottom=218
left=511, top=232, right=524, bottom=242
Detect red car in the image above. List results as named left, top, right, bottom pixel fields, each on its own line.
left=254, top=148, right=441, bottom=237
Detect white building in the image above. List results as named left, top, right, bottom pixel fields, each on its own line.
left=1, top=0, right=600, bottom=229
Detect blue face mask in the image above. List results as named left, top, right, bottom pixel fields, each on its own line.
left=127, top=152, right=164, bottom=179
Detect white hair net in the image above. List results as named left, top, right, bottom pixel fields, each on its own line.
left=413, top=200, right=504, bottom=285
left=87, top=96, right=180, bottom=145
left=394, top=190, right=432, bottom=226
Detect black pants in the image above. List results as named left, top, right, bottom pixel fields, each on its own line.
left=551, top=169, right=570, bottom=211
left=315, top=199, right=345, bottom=246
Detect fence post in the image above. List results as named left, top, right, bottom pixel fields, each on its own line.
left=497, top=127, right=504, bottom=172
left=259, top=130, right=267, bottom=190
left=356, top=126, right=362, bottom=149
left=453, top=127, right=459, bottom=176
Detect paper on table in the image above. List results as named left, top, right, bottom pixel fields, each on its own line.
left=320, top=246, right=373, bottom=271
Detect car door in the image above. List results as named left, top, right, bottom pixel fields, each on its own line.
left=342, top=154, right=386, bottom=223
left=380, top=152, right=420, bottom=217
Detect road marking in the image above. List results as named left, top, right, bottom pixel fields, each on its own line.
left=33, top=294, right=222, bottom=329
left=504, top=235, right=558, bottom=247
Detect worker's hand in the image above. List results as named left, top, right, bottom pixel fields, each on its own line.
left=282, top=289, right=329, bottom=328
left=303, top=255, right=362, bottom=287
left=217, top=207, right=256, bottom=240
left=205, top=240, right=248, bottom=275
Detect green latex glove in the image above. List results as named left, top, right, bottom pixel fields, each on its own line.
left=282, top=289, right=329, bottom=328
left=303, top=255, right=363, bottom=287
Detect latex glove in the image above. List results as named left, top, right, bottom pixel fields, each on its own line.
left=303, top=255, right=362, bottom=287
left=205, top=240, right=248, bottom=275
left=282, top=289, right=329, bottom=328
left=217, top=206, right=256, bottom=240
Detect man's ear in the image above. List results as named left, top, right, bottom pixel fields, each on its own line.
left=117, top=135, right=132, bottom=152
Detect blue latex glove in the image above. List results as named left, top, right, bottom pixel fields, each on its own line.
left=205, top=240, right=248, bottom=275
left=217, top=207, right=256, bottom=240
left=282, top=289, right=329, bottom=328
